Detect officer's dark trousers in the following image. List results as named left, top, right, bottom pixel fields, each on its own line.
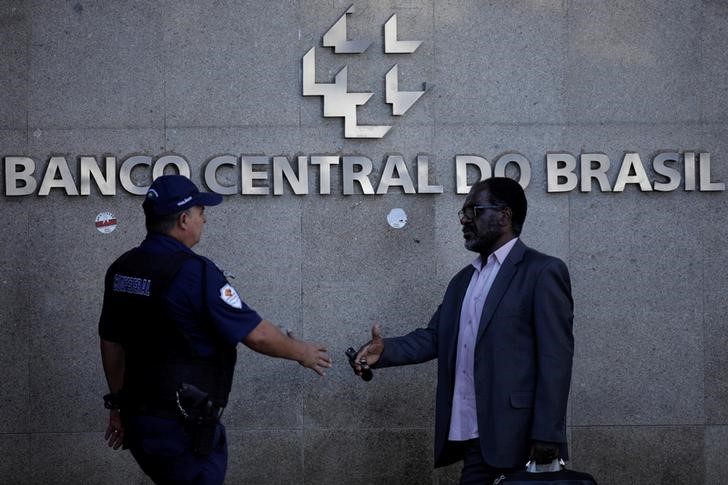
left=455, top=439, right=517, bottom=485
left=125, top=415, right=227, bottom=485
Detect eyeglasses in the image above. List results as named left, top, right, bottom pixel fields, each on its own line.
left=458, top=205, right=504, bottom=222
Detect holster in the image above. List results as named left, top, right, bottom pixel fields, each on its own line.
left=186, top=414, right=218, bottom=456
left=176, top=383, right=222, bottom=456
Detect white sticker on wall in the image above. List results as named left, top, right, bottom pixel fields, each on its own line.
left=387, top=208, right=408, bottom=229
left=95, top=212, right=117, bottom=234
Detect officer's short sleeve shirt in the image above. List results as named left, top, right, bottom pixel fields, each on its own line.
left=169, top=252, right=262, bottom=348
left=99, top=233, right=261, bottom=351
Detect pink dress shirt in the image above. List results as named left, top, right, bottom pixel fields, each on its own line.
left=448, top=237, right=519, bottom=441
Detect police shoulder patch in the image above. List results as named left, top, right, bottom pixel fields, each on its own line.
left=219, top=284, right=242, bottom=309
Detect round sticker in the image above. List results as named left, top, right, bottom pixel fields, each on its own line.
left=387, top=208, right=408, bottom=229
left=95, top=212, right=117, bottom=234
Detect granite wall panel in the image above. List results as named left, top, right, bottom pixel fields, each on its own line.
left=304, top=428, right=433, bottom=485
left=570, top=426, right=704, bottom=485
left=226, top=429, right=303, bottom=484
left=700, top=1, right=728, bottom=122
left=27, top=195, right=125, bottom=432
left=163, top=1, right=300, bottom=128
left=0, top=434, right=30, bottom=485
left=433, top=1, right=568, bottom=124
left=0, top=1, right=28, bottom=130
left=569, top=190, right=705, bottom=425
left=30, top=432, right=144, bottom=485
left=706, top=425, right=728, bottom=484
left=565, top=124, right=715, bottom=428
left=0, top=130, right=31, bottom=435
left=704, top=175, right=728, bottom=424
left=566, top=0, right=701, bottom=123
left=29, top=2, right=165, bottom=130
left=0, top=0, right=726, bottom=483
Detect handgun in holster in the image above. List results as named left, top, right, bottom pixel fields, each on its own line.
left=175, top=383, right=222, bottom=456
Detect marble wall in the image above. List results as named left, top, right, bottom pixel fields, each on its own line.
left=1, top=1, right=726, bottom=483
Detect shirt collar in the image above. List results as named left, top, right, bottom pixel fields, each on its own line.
left=471, top=237, right=519, bottom=271
left=140, top=232, right=194, bottom=254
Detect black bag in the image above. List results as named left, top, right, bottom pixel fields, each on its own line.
left=493, top=461, right=597, bottom=485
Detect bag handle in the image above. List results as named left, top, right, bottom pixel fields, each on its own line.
left=525, top=458, right=565, bottom=473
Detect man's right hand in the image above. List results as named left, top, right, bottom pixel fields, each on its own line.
left=353, top=324, right=384, bottom=375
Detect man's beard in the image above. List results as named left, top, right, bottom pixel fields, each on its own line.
left=463, top=220, right=503, bottom=253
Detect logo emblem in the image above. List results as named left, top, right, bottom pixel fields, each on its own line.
left=303, top=5, right=427, bottom=139
left=220, top=284, right=242, bottom=309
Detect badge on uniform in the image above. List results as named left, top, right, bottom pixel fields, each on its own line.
left=219, top=284, right=242, bottom=309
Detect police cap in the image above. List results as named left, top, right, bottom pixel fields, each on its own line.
left=143, top=175, right=223, bottom=216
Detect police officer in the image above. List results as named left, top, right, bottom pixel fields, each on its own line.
left=99, top=175, right=331, bottom=484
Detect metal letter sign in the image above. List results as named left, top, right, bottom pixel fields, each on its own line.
left=303, top=5, right=427, bottom=139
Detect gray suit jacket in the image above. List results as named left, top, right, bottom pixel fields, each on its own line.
left=378, top=239, right=574, bottom=468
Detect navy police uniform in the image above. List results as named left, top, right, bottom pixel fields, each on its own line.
left=99, top=176, right=262, bottom=484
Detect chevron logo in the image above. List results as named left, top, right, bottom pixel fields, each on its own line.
left=302, top=5, right=427, bottom=139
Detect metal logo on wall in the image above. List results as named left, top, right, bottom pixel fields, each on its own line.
left=2, top=5, right=724, bottom=196
left=302, top=5, right=426, bottom=139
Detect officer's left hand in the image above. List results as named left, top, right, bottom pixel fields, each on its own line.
left=104, top=409, right=124, bottom=450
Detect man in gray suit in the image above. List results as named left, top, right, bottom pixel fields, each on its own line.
left=353, top=177, right=574, bottom=484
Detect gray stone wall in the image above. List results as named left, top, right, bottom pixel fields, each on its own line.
left=1, top=0, right=726, bottom=483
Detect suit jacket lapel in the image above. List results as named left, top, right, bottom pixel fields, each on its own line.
left=447, top=265, right=475, bottom=373
left=476, top=239, right=526, bottom=343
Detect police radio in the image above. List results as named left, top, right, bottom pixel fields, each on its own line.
left=345, top=347, right=373, bottom=382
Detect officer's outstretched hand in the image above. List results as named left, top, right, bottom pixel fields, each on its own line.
left=244, top=320, right=332, bottom=375
left=353, top=324, right=384, bottom=375
left=297, top=340, right=332, bottom=376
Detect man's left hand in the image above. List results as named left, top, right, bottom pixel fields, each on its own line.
left=531, top=440, right=560, bottom=464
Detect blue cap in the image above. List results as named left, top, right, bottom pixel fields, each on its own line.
left=142, top=175, right=223, bottom=216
